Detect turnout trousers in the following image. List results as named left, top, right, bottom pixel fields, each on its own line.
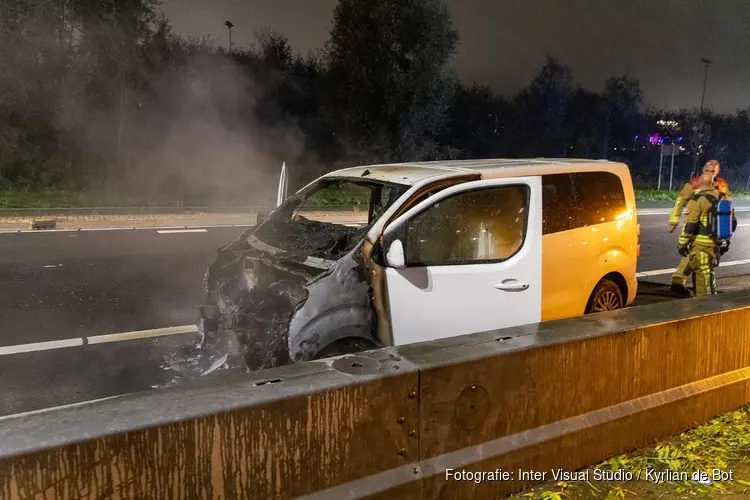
left=688, top=247, right=717, bottom=297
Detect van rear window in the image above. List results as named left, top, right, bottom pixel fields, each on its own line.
left=573, top=171, right=628, bottom=226
left=542, top=172, right=627, bottom=234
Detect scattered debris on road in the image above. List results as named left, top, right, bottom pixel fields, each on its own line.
left=30, top=219, right=56, bottom=230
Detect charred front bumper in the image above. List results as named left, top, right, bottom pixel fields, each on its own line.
left=198, top=237, right=323, bottom=371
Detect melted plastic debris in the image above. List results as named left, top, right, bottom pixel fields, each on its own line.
left=201, top=353, right=229, bottom=375
left=152, top=340, right=243, bottom=388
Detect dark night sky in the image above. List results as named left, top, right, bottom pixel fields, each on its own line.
left=161, top=0, right=750, bottom=113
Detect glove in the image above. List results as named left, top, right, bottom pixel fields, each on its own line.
left=719, top=240, right=730, bottom=256
left=678, top=245, right=690, bottom=257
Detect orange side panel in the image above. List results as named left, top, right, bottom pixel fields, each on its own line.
left=541, top=233, right=587, bottom=322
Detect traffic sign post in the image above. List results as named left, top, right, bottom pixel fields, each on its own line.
left=669, top=145, right=676, bottom=191
left=658, top=144, right=664, bottom=190
left=658, top=144, right=679, bottom=191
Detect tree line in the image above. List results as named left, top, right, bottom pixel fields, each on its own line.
left=2, top=0, right=750, bottom=200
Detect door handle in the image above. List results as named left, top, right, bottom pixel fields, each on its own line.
left=494, top=279, right=529, bottom=292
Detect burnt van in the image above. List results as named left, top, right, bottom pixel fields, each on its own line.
left=198, top=159, right=639, bottom=370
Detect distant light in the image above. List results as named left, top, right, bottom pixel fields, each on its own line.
left=656, top=119, right=679, bottom=129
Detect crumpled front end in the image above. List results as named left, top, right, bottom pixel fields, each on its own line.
left=199, top=235, right=324, bottom=371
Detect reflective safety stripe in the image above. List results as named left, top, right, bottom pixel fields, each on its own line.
left=694, top=235, right=715, bottom=244
left=691, top=250, right=717, bottom=296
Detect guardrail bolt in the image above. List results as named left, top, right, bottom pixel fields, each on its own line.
left=409, top=430, right=417, bottom=437
left=397, top=417, right=405, bottom=424
left=470, top=385, right=476, bottom=391
left=412, top=467, right=419, bottom=475
left=397, top=448, right=406, bottom=457
left=408, top=391, right=417, bottom=399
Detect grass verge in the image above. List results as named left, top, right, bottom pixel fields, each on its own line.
left=507, top=404, right=750, bottom=499
left=635, top=189, right=750, bottom=202
left=0, top=189, right=272, bottom=208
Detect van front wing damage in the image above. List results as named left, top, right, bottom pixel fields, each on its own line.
left=198, top=235, right=377, bottom=371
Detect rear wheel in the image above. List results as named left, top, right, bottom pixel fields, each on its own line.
left=586, top=279, right=625, bottom=313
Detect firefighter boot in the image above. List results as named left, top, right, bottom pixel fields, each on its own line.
left=670, top=255, right=693, bottom=296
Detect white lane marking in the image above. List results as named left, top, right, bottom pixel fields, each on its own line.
left=636, top=259, right=750, bottom=277
left=718, top=259, right=750, bottom=267
left=0, top=338, right=83, bottom=356
left=0, top=325, right=196, bottom=356
left=86, top=325, right=196, bottom=345
left=157, top=228, right=208, bottom=234
left=636, top=268, right=676, bottom=277
left=43, top=264, right=63, bottom=268
left=0, top=224, right=254, bottom=234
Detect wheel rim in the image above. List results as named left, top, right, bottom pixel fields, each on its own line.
left=593, top=291, right=621, bottom=312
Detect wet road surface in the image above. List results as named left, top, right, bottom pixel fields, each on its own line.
left=1, top=212, right=750, bottom=416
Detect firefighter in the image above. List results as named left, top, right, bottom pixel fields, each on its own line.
left=677, top=172, right=720, bottom=296
left=668, top=160, right=735, bottom=293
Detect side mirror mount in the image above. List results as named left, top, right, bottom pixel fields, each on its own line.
left=386, top=239, right=406, bottom=269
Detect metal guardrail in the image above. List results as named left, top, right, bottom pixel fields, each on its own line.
left=2, top=291, right=750, bottom=499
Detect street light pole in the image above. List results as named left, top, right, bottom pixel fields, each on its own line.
left=699, top=58, right=711, bottom=115
left=692, top=57, right=712, bottom=177
left=224, top=21, right=234, bottom=52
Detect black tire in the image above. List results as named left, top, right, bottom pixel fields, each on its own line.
left=313, top=337, right=376, bottom=359
left=585, top=279, right=625, bottom=314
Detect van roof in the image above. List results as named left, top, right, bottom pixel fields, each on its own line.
left=323, top=158, right=626, bottom=186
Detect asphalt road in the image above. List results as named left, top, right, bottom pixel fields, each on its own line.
left=2, top=212, right=750, bottom=417
left=638, top=210, right=750, bottom=280
left=0, top=227, right=246, bottom=346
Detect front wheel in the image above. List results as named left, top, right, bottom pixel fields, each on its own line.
left=585, top=279, right=625, bottom=314
left=313, top=337, right=377, bottom=359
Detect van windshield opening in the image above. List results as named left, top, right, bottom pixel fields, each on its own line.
left=253, top=178, right=410, bottom=261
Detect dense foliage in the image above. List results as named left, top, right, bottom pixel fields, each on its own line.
left=2, top=0, right=750, bottom=199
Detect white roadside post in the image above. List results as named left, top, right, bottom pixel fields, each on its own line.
left=658, top=143, right=664, bottom=190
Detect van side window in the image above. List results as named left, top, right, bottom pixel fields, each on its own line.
left=542, top=174, right=583, bottom=234
left=570, top=172, right=627, bottom=225
left=404, top=185, right=528, bottom=266
left=542, top=171, right=627, bottom=233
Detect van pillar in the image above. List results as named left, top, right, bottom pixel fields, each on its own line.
left=362, top=240, right=393, bottom=347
